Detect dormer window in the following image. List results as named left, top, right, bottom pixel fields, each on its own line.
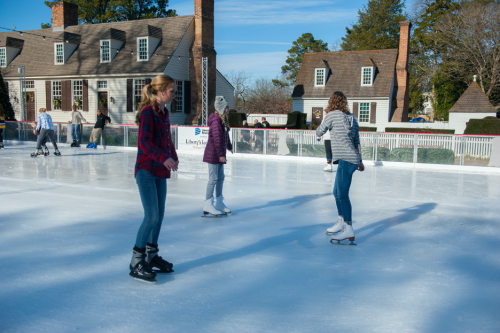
left=138, top=38, right=148, bottom=61
left=55, top=43, right=64, bottom=64
left=101, top=40, right=110, bottom=63
left=361, top=66, right=374, bottom=86
left=315, top=68, right=326, bottom=86
left=0, top=48, right=6, bottom=67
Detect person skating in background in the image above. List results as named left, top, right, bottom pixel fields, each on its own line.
left=86, top=109, right=110, bottom=149
left=0, top=105, right=5, bottom=149
left=320, top=110, right=334, bottom=172
left=261, top=117, right=271, bottom=128
left=31, top=108, right=61, bottom=157
left=202, top=96, right=233, bottom=217
left=69, top=105, right=87, bottom=147
left=130, top=74, right=179, bottom=282
left=316, top=91, right=364, bottom=244
left=30, top=121, right=48, bottom=156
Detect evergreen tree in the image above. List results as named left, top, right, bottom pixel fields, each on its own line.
left=341, top=0, right=407, bottom=51
left=0, top=71, right=15, bottom=120
left=281, top=33, right=328, bottom=83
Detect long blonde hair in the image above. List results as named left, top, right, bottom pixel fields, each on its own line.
left=325, top=91, right=350, bottom=114
left=135, top=74, right=175, bottom=125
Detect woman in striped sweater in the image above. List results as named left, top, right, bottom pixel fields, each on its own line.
left=316, top=91, right=364, bottom=244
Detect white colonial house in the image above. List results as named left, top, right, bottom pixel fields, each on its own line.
left=292, top=22, right=412, bottom=129
left=0, top=1, right=233, bottom=125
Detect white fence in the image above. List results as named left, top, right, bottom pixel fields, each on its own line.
left=246, top=114, right=288, bottom=125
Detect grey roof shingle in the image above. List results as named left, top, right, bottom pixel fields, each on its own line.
left=292, top=49, right=398, bottom=99
left=448, top=81, right=496, bottom=113
left=0, top=15, right=194, bottom=78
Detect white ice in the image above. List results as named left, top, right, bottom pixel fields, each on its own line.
left=1, top=144, right=500, bottom=333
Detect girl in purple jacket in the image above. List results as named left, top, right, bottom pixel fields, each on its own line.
left=202, top=96, right=233, bottom=216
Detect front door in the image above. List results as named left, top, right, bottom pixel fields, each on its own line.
left=98, top=92, right=109, bottom=116
left=312, top=107, right=324, bottom=128
left=26, top=92, right=36, bottom=121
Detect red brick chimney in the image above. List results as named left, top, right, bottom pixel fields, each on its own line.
left=51, top=1, right=78, bottom=31
left=186, top=0, right=217, bottom=125
left=391, top=21, right=411, bottom=122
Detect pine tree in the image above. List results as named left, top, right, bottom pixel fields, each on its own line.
left=281, top=33, right=329, bottom=83
left=0, top=71, right=15, bottom=120
left=341, top=0, right=407, bottom=51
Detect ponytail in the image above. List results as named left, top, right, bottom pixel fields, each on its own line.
left=135, top=75, right=176, bottom=125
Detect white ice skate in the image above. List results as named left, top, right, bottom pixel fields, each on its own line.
left=330, top=222, right=356, bottom=245
left=326, top=215, right=344, bottom=234
left=214, top=195, right=231, bottom=215
left=202, top=198, right=224, bottom=218
left=323, top=164, right=333, bottom=172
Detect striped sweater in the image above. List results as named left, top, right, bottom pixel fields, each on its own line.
left=316, top=110, right=361, bottom=165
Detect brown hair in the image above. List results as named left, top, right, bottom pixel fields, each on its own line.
left=135, top=75, right=176, bottom=125
left=39, top=108, right=46, bottom=112
left=325, top=91, right=350, bottom=114
left=0, top=104, right=4, bottom=118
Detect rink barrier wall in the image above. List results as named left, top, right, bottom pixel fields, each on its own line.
left=3, top=121, right=499, bottom=168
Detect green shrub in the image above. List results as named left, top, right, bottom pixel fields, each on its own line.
left=389, top=147, right=455, bottom=164
left=390, top=148, right=414, bottom=162
left=284, top=111, right=307, bottom=129
left=227, top=110, right=247, bottom=127
left=360, top=126, right=377, bottom=132
left=464, top=117, right=500, bottom=134
left=236, top=141, right=252, bottom=153
left=385, top=127, right=455, bottom=134
left=286, top=143, right=324, bottom=157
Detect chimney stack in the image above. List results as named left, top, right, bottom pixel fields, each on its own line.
left=391, top=21, right=411, bottom=122
left=51, top=1, right=78, bottom=32
left=186, top=0, right=217, bottom=125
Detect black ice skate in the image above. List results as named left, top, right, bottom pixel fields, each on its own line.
left=146, top=243, right=174, bottom=273
left=71, top=140, right=77, bottom=147
left=30, top=148, right=42, bottom=157
left=43, top=146, right=49, bottom=156
left=54, top=148, right=61, bottom=156
left=129, top=246, right=156, bottom=282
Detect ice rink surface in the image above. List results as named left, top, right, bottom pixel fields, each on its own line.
left=1, top=144, right=500, bottom=333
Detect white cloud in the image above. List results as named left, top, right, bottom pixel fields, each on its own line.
left=216, top=51, right=288, bottom=81
left=214, top=0, right=358, bottom=25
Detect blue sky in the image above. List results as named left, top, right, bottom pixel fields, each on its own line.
left=0, top=0, right=411, bottom=81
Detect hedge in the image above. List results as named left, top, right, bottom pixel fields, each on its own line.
left=464, top=117, right=500, bottom=135
left=359, top=126, right=377, bottom=132
left=385, top=127, right=455, bottom=134
left=389, top=147, right=454, bottom=164
left=227, top=109, right=247, bottom=128
left=361, top=146, right=391, bottom=161
left=286, top=143, right=324, bottom=157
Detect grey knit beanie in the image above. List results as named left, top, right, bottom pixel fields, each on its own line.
left=214, top=96, right=229, bottom=113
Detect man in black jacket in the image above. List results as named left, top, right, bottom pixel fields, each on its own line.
left=86, top=109, right=111, bottom=148
left=261, top=117, right=271, bottom=128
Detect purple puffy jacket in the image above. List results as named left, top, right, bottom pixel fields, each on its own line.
left=203, top=112, right=232, bottom=164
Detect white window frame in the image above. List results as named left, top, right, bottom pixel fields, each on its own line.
left=100, top=40, right=110, bottom=63
left=97, top=81, right=108, bottom=89
left=361, top=67, right=374, bottom=86
left=0, top=48, right=6, bottom=67
left=23, top=81, right=35, bottom=89
left=315, top=68, right=326, bottom=86
left=55, top=43, right=64, bottom=64
left=52, top=81, right=62, bottom=110
left=175, top=80, right=183, bottom=113
left=137, top=38, right=148, bottom=61
left=73, top=80, right=83, bottom=111
left=134, top=79, right=146, bottom=111
left=359, top=102, right=370, bottom=123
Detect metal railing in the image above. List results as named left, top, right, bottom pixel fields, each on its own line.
left=3, top=121, right=497, bottom=167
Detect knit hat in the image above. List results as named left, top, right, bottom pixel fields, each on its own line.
left=214, top=96, right=229, bottom=113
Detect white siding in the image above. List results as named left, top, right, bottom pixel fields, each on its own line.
left=449, top=112, right=496, bottom=134
left=216, top=71, right=234, bottom=109
left=6, top=80, right=22, bottom=119
left=165, top=19, right=194, bottom=125
left=292, top=98, right=329, bottom=122
left=349, top=98, right=389, bottom=127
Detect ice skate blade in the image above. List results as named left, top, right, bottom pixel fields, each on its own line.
left=153, top=267, right=174, bottom=273
left=330, top=239, right=356, bottom=245
left=129, top=272, right=157, bottom=283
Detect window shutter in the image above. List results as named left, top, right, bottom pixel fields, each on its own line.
left=61, top=80, right=71, bottom=111
left=5, top=81, right=8, bottom=95
left=127, top=79, right=133, bottom=112
left=83, top=80, right=88, bottom=111
left=184, top=81, right=191, bottom=114
left=370, top=102, right=376, bottom=124
left=45, top=81, right=52, bottom=111
left=352, top=102, right=358, bottom=118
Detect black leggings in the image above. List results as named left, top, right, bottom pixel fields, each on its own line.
left=324, top=139, right=332, bottom=162
left=0, top=128, right=3, bottom=143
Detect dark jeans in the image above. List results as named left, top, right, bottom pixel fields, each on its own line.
left=324, top=140, right=332, bottom=162
left=135, top=168, right=167, bottom=248
left=71, top=124, right=81, bottom=141
left=333, top=160, right=358, bottom=222
left=36, top=129, right=58, bottom=149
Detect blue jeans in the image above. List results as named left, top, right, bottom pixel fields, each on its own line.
left=135, top=169, right=167, bottom=248
left=333, top=160, right=358, bottom=222
left=71, top=124, right=80, bottom=141
left=206, top=163, right=224, bottom=199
